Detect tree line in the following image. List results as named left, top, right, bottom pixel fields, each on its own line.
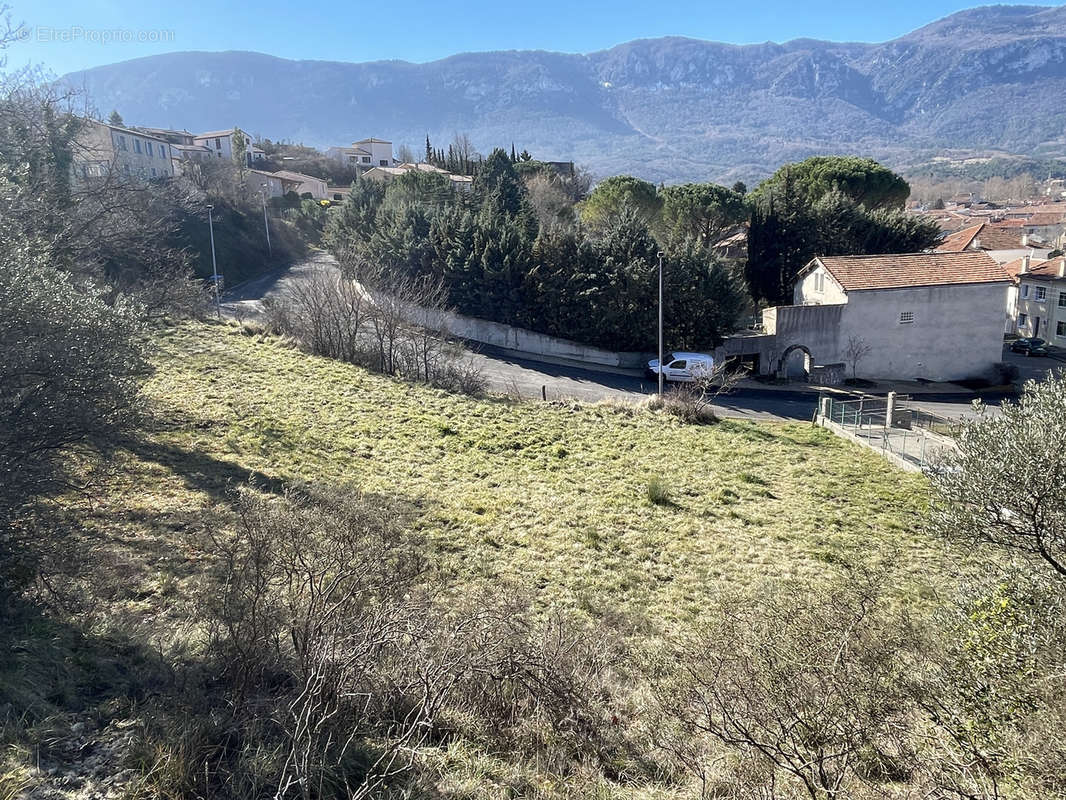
left=325, top=152, right=942, bottom=353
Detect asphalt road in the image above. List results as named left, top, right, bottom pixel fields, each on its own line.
left=468, top=344, right=820, bottom=421
left=222, top=254, right=1025, bottom=423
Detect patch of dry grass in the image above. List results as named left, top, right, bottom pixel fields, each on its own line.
left=75, top=321, right=964, bottom=631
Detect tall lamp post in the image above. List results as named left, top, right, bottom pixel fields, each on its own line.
left=260, top=182, right=272, bottom=258
left=657, top=251, right=664, bottom=397
left=207, top=204, right=220, bottom=320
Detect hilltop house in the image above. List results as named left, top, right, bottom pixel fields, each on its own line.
left=193, top=129, right=266, bottom=165
left=326, top=138, right=393, bottom=169
left=740, top=252, right=1011, bottom=382
left=73, top=119, right=174, bottom=182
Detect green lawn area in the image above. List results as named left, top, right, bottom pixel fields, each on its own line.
left=81, top=321, right=958, bottom=632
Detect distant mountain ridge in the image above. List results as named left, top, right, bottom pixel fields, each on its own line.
left=58, top=4, right=1066, bottom=183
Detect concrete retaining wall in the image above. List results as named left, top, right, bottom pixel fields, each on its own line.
left=441, top=309, right=648, bottom=368
left=351, top=277, right=647, bottom=369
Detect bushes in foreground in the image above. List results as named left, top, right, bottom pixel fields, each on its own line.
left=128, top=485, right=642, bottom=798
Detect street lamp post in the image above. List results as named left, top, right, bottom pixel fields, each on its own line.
left=657, top=251, right=664, bottom=397
left=207, top=204, right=220, bottom=320
left=260, top=183, right=272, bottom=257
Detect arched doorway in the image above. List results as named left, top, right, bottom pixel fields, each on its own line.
left=778, top=345, right=812, bottom=381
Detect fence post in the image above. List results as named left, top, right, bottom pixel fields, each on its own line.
left=886, top=391, right=896, bottom=430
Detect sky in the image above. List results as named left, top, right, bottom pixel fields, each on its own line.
left=6, top=0, right=1062, bottom=76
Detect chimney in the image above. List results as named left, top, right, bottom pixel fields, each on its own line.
left=1021, top=254, right=1031, bottom=274
left=973, top=237, right=982, bottom=250
left=1022, top=233, right=1029, bottom=246
left=1060, top=258, right=1065, bottom=279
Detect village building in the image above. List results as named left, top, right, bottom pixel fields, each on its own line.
left=72, top=120, right=175, bottom=182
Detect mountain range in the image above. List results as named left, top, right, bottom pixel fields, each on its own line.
left=59, top=4, right=1066, bottom=184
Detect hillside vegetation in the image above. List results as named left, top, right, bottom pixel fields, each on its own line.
left=9, top=323, right=1066, bottom=800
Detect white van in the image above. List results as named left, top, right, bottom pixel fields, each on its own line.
left=645, top=352, right=715, bottom=383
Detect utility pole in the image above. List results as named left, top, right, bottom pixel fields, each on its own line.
left=260, top=183, right=272, bottom=257
left=657, top=251, right=664, bottom=398
left=208, top=204, right=220, bottom=320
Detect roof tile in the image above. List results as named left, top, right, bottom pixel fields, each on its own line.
left=814, top=251, right=1009, bottom=291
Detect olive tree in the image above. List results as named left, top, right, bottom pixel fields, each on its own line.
left=930, top=372, right=1066, bottom=577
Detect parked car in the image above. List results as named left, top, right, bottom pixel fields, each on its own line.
left=646, top=352, right=715, bottom=382
left=1010, top=337, right=1049, bottom=356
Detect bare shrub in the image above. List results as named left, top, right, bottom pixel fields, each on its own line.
left=264, top=265, right=485, bottom=395
left=651, top=577, right=917, bottom=799
left=186, top=485, right=642, bottom=797
left=845, top=335, right=872, bottom=379
left=657, top=368, right=743, bottom=425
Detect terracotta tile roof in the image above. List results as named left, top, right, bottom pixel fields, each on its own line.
left=812, top=251, right=1009, bottom=292
left=936, top=224, right=981, bottom=251
left=1007, top=257, right=1066, bottom=282
left=936, top=222, right=1034, bottom=252
left=1027, top=212, right=1065, bottom=226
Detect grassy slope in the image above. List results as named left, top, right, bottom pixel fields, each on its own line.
left=4, top=321, right=983, bottom=798
left=86, top=321, right=958, bottom=633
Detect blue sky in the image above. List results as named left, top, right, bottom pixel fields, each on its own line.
left=6, top=0, right=1060, bottom=76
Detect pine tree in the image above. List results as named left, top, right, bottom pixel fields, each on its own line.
left=107, top=109, right=124, bottom=127
left=425, top=135, right=432, bottom=163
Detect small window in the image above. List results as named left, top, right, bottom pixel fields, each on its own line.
left=362, top=156, right=370, bottom=163
left=379, top=159, right=388, bottom=166
left=1035, top=286, right=1047, bottom=301
left=215, top=137, right=222, bottom=149
left=1022, top=285, right=1030, bottom=298
left=134, top=139, right=141, bottom=153
left=1058, top=321, right=1066, bottom=337
left=899, top=311, right=914, bottom=324
left=118, top=135, right=127, bottom=151
left=146, top=142, right=153, bottom=156
left=1058, top=293, right=1066, bottom=308
left=1018, top=313, right=1028, bottom=328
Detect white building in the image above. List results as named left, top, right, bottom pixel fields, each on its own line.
left=1011, top=256, right=1066, bottom=343
left=73, top=119, right=174, bottom=182
left=759, top=252, right=1011, bottom=382
left=193, top=129, right=266, bottom=165
left=326, top=138, right=393, bottom=169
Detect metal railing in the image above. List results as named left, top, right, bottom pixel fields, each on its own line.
left=820, top=394, right=956, bottom=472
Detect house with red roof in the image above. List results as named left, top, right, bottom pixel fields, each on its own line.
left=935, top=222, right=1052, bottom=264
left=757, top=252, right=1012, bottom=382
